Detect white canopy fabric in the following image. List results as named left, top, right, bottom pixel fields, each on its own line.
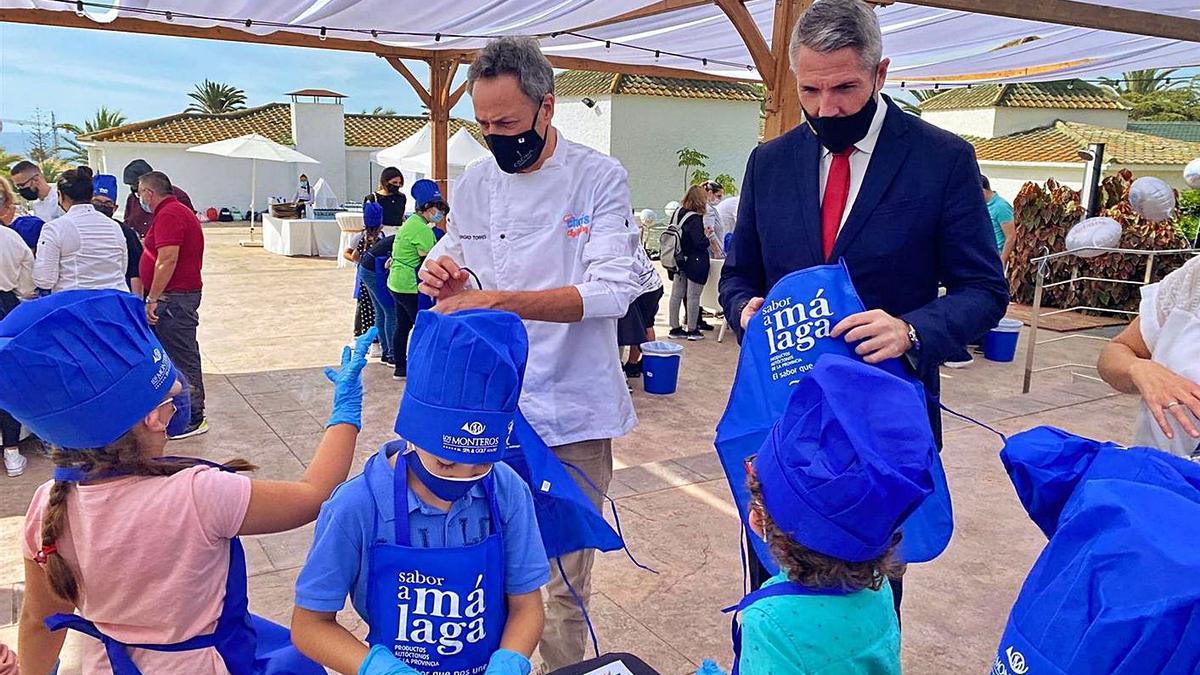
left=7, top=1, right=1200, bottom=85
left=373, top=125, right=490, bottom=176
left=187, top=133, right=319, bottom=238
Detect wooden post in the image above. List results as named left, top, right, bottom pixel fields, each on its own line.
left=761, top=0, right=812, bottom=140
left=428, top=55, right=459, bottom=196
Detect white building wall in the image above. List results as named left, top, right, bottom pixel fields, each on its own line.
left=609, top=96, right=760, bottom=212
left=978, top=161, right=1191, bottom=208
left=291, top=101, right=347, bottom=203
left=554, top=96, right=613, bottom=155
left=91, top=142, right=300, bottom=219
left=922, top=108, right=997, bottom=138
left=346, top=148, right=379, bottom=202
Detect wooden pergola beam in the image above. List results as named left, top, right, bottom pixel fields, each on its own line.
left=541, top=55, right=756, bottom=83
left=762, top=0, right=811, bottom=140
left=575, top=0, right=712, bottom=32
left=714, top=0, right=776, bottom=86
left=901, top=0, right=1200, bottom=45
left=0, top=8, right=442, bottom=59
left=384, top=58, right=432, bottom=109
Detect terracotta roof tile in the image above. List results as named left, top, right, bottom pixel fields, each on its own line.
left=80, top=104, right=480, bottom=148
left=1127, top=121, right=1200, bottom=144
left=969, top=121, right=1200, bottom=165
left=921, top=80, right=1127, bottom=111
left=554, top=70, right=761, bottom=102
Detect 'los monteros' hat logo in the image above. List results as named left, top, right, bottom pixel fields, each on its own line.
left=461, top=421, right=486, bottom=436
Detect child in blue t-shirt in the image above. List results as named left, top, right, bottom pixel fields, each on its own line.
left=711, top=356, right=946, bottom=675
left=292, top=309, right=550, bottom=675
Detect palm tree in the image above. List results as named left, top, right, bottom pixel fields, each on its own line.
left=1099, top=69, right=1181, bottom=95
left=185, top=80, right=248, bottom=114
left=57, top=106, right=128, bottom=163
left=363, top=106, right=398, bottom=115
left=899, top=89, right=945, bottom=116
left=0, top=148, right=21, bottom=174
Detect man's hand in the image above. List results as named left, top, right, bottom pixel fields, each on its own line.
left=832, top=309, right=913, bottom=364
left=418, top=256, right=470, bottom=299
left=145, top=299, right=160, bottom=326
left=740, top=297, right=765, bottom=330
left=432, top=290, right=496, bottom=315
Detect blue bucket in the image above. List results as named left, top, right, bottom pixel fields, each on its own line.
left=641, top=341, right=683, bottom=395
left=984, top=318, right=1023, bottom=362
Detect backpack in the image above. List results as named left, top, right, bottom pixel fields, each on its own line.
left=658, top=210, right=692, bottom=271
left=218, top=208, right=234, bottom=222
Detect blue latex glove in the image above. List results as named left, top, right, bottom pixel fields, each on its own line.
left=696, top=659, right=727, bottom=675
left=325, top=327, right=377, bottom=429
left=358, top=644, right=420, bottom=675
left=485, top=649, right=531, bottom=675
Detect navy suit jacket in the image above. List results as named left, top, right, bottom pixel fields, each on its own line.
left=719, top=97, right=1009, bottom=441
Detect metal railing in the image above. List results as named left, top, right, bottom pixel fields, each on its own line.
left=1022, top=246, right=1200, bottom=393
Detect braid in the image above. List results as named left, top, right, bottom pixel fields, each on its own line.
left=38, top=432, right=257, bottom=602
left=40, top=479, right=79, bottom=603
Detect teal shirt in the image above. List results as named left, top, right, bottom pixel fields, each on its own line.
left=738, top=573, right=901, bottom=675
left=986, top=192, right=1014, bottom=254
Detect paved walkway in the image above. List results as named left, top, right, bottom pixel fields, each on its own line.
left=0, top=230, right=1138, bottom=673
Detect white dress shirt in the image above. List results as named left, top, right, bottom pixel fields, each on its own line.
left=817, top=93, right=888, bottom=232
left=425, top=133, right=642, bottom=447
left=31, top=184, right=65, bottom=223
left=34, top=204, right=128, bottom=292
left=0, top=226, right=35, bottom=298
left=715, top=196, right=740, bottom=236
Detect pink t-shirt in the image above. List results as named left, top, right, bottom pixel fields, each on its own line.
left=23, top=466, right=252, bottom=674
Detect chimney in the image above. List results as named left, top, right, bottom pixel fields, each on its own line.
left=288, top=89, right=347, bottom=204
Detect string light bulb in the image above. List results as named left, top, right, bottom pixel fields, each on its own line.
left=319, top=26, right=327, bottom=41
left=244, top=18, right=252, bottom=27
left=371, top=29, right=378, bottom=38
left=435, top=33, right=442, bottom=42
left=75, top=0, right=85, bottom=17
left=164, top=10, right=173, bottom=21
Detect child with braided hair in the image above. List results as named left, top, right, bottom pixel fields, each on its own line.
left=1, top=289, right=376, bottom=674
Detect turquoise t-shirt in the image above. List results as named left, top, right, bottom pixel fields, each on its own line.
left=738, top=572, right=901, bottom=675
left=986, top=192, right=1014, bottom=253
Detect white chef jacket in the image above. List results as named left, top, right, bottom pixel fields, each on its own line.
left=34, top=204, right=128, bottom=292
left=0, top=226, right=34, bottom=297
left=716, top=196, right=740, bottom=237
left=817, top=92, right=887, bottom=232
left=425, top=133, right=641, bottom=447
left=31, top=185, right=66, bottom=223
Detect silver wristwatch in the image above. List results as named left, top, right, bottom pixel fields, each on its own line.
left=905, top=322, right=921, bottom=352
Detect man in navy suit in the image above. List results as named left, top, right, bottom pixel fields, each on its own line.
left=720, top=0, right=1009, bottom=603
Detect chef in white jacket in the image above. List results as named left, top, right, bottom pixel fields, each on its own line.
left=1099, top=254, right=1200, bottom=457
left=419, top=36, right=641, bottom=670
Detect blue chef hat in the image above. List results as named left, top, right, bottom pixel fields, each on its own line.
left=363, top=201, right=383, bottom=229
left=93, top=174, right=119, bottom=201
left=996, top=427, right=1200, bottom=674
left=395, top=309, right=528, bottom=464
left=0, top=290, right=178, bottom=449
left=754, top=355, right=940, bottom=562
left=410, top=179, right=442, bottom=209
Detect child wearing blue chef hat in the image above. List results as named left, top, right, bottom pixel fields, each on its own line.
left=0, top=289, right=375, bottom=674
left=292, top=309, right=550, bottom=675
left=705, top=354, right=942, bottom=675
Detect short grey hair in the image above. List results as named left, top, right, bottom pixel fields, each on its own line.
left=467, top=36, right=555, bottom=106
left=789, top=0, right=883, bottom=73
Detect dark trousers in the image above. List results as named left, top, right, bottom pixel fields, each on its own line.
left=153, top=290, right=206, bottom=425
left=390, top=291, right=419, bottom=376
left=0, top=290, right=22, bottom=447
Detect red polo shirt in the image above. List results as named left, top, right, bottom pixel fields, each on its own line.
left=124, top=185, right=193, bottom=236
left=140, top=196, right=204, bottom=292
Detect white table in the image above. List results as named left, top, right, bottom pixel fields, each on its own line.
left=335, top=212, right=364, bottom=269
left=262, top=215, right=344, bottom=258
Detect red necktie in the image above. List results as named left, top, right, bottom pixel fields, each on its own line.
left=821, top=148, right=854, bottom=260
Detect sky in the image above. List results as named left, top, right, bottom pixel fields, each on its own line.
left=0, top=22, right=475, bottom=154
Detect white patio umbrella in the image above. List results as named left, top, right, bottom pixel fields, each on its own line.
left=187, top=133, right=319, bottom=245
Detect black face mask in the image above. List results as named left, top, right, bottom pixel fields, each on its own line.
left=92, top=200, right=116, bottom=218
left=387, top=184, right=401, bottom=194
left=17, top=186, right=38, bottom=201
left=484, top=104, right=547, bottom=174
left=802, top=92, right=878, bottom=154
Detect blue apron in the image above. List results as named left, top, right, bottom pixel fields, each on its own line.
left=364, top=450, right=506, bottom=674
left=715, top=261, right=953, bottom=572
left=43, top=462, right=322, bottom=675
left=374, top=257, right=395, bottom=309
left=723, top=581, right=851, bottom=675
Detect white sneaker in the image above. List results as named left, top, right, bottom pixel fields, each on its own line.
left=367, top=343, right=382, bottom=358
left=944, top=357, right=974, bottom=369
left=5, top=447, right=27, bottom=477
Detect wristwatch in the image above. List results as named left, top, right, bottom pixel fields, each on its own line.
left=905, top=322, right=921, bottom=352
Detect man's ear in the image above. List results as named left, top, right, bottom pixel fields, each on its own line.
left=876, top=58, right=891, bottom=92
